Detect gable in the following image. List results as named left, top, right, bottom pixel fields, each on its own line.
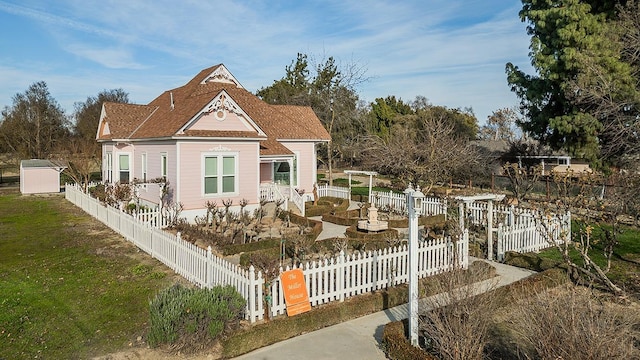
left=199, top=64, right=243, bottom=88
left=178, top=91, right=266, bottom=137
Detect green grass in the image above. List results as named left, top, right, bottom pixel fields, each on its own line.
left=351, top=186, right=394, bottom=196
left=0, top=193, right=175, bottom=359
left=538, top=221, right=640, bottom=290
left=332, top=177, right=362, bottom=186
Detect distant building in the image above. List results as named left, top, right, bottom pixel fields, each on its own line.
left=20, top=159, right=66, bottom=194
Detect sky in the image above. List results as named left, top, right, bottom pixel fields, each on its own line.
left=0, top=0, right=534, bottom=125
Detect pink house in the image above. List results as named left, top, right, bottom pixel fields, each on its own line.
left=96, top=64, right=330, bottom=219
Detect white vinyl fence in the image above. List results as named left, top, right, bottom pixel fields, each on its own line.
left=461, top=199, right=570, bottom=261
left=496, top=211, right=571, bottom=261
left=370, top=190, right=448, bottom=217
left=66, top=183, right=468, bottom=322
left=269, top=232, right=468, bottom=316
left=316, top=184, right=351, bottom=199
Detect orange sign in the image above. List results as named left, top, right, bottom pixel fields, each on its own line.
left=280, top=268, right=311, bottom=316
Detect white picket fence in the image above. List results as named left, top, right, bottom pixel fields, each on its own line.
left=316, top=184, right=351, bottom=199
left=65, top=183, right=266, bottom=323
left=461, top=199, right=571, bottom=261
left=465, top=202, right=539, bottom=228
left=269, top=232, right=469, bottom=316
left=496, top=212, right=571, bottom=261
left=65, top=183, right=468, bottom=323
left=370, top=190, right=448, bottom=217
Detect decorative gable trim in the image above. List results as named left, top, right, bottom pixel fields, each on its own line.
left=200, top=64, right=243, bottom=88
left=178, top=90, right=267, bottom=137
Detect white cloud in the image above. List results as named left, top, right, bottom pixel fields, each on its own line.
left=0, top=0, right=535, bottom=124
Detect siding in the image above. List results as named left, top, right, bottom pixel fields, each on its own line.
left=20, top=167, right=60, bottom=194
left=177, top=141, right=260, bottom=210
left=187, top=112, right=254, bottom=132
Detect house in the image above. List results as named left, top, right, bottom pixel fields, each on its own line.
left=20, top=159, right=66, bottom=194
left=96, top=64, right=331, bottom=219
left=473, top=139, right=592, bottom=176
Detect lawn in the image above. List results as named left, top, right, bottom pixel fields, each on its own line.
left=538, top=221, right=640, bottom=296
left=0, top=192, right=178, bottom=359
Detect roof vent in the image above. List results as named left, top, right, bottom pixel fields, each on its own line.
left=170, top=92, right=175, bottom=110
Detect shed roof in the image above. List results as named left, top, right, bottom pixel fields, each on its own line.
left=21, top=159, right=66, bottom=169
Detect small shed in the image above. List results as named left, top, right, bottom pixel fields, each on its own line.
left=20, top=159, right=66, bottom=195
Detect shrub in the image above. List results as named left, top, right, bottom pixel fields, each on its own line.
left=507, top=284, right=640, bottom=360
left=148, top=284, right=245, bottom=351
left=383, top=320, right=437, bottom=360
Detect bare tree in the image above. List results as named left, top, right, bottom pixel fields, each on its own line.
left=420, top=263, right=499, bottom=360
left=538, top=170, right=624, bottom=296
left=52, top=137, right=101, bottom=191
left=0, top=81, right=70, bottom=159
left=502, top=162, right=543, bottom=204
left=361, top=109, right=480, bottom=191
left=478, top=107, right=521, bottom=141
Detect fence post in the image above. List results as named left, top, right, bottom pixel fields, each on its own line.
left=248, top=265, right=256, bottom=323
left=372, top=249, right=378, bottom=290
left=338, top=250, right=345, bottom=302
left=497, top=223, right=504, bottom=262
left=458, top=202, right=465, bottom=232
left=207, top=246, right=213, bottom=288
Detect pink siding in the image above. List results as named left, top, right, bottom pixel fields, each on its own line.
left=281, top=141, right=318, bottom=193
left=130, top=141, right=176, bottom=205
left=188, top=112, right=254, bottom=132
left=177, top=141, right=260, bottom=210
left=20, top=167, right=60, bottom=194
left=20, top=168, right=60, bottom=194
left=260, top=163, right=272, bottom=183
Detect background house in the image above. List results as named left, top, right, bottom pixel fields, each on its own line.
left=96, top=64, right=330, bottom=220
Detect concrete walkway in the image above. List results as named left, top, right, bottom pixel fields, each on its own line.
left=232, top=259, right=536, bottom=360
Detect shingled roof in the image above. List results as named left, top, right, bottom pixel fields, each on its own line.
left=97, top=64, right=330, bottom=157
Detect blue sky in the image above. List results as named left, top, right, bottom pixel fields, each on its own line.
left=0, top=0, right=533, bottom=124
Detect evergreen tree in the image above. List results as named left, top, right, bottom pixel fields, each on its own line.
left=506, top=0, right=632, bottom=161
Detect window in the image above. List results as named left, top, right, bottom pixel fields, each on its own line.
left=105, top=152, right=113, bottom=183
left=161, top=153, right=167, bottom=180
left=119, top=154, right=130, bottom=183
left=204, top=154, right=236, bottom=195
left=141, top=153, right=147, bottom=182
left=274, top=155, right=297, bottom=186
left=274, top=161, right=290, bottom=185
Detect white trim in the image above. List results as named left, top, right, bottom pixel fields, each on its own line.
left=141, top=152, right=148, bottom=189
left=200, top=64, right=243, bottom=88
left=176, top=143, right=181, bottom=205
left=117, top=152, right=132, bottom=183
left=178, top=90, right=267, bottom=137
left=160, top=152, right=168, bottom=180
left=105, top=151, right=113, bottom=183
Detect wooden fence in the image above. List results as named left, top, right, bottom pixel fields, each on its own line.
left=66, top=183, right=468, bottom=322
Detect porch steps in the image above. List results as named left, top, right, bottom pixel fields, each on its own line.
left=262, top=201, right=302, bottom=217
